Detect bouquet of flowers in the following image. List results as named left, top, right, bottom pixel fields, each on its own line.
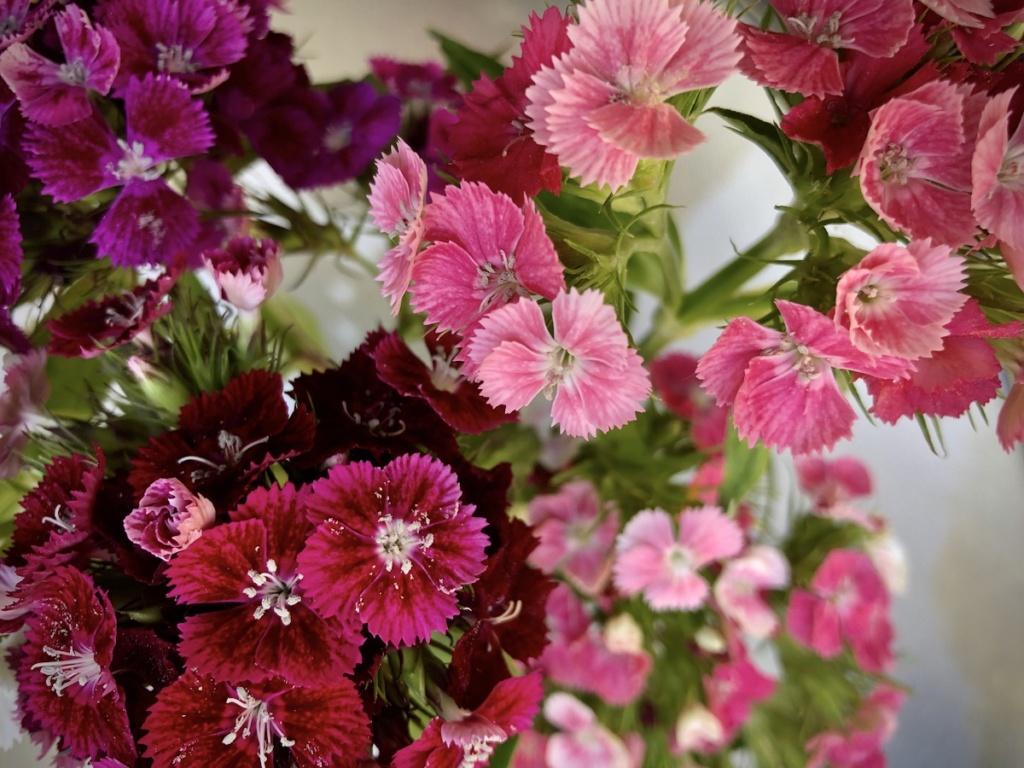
left=0, top=0, right=1021, bottom=765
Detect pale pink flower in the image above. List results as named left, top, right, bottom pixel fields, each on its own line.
left=998, top=370, right=1024, bottom=451
left=795, top=454, right=878, bottom=529
left=410, top=181, right=564, bottom=336
left=123, top=477, right=215, bottom=561
left=613, top=506, right=743, bottom=611
left=972, top=87, right=1024, bottom=258
left=203, top=235, right=283, bottom=312
left=739, top=0, right=914, bottom=98
left=527, top=480, right=618, bottom=595
left=543, top=692, right=643, bottom=768
left=714, top=545, right=789, bottom=637
left=786, top=548, right=894, bottom=672
left=858, top=80, right=979, bottom=247
left=696, top=300, right=910, bottom=455
left=835, top=239, right=966, bottom=360
left=525, top=0, right=740, bottom=191
left=865, top=529, right=908, bottom=596
left=673, top=703, right=726, bottom=755
left=468, top=288, right=651, bottom=439
left=368, top=138, right=429, bottom=313
left=919, top=0, right=995, bottom=28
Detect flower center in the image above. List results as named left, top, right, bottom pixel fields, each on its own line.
left=787, top=12, right=847, bottom=48
left=222, top=687, right=294, bottom=768
left=323, top=121, right=352, bottom=152
left=667, top=545, right=693, bottom=575
left=110, top=139, right=159, bottom=182
left=878, top=142, right=913, bottom=185
left=476, top=251, right=528, bottom=314
left=243, top=559, right=304, bottom=625
left=998, top=144, right=1024, bottom=190
left=156, top=42, right=198, bottom=74
left=40, top=503, right=75, bottom=533
left=177, top=431, right=270, bottom=482
left=375, top=515, right=432, bottom=575
left=104, top=290, right=147, bottom=327
left=543, top=346, right=575, bottom=398
left=429, top=350, right=462, bottom=394
left=136, top=210, right=166, bottom=246
left=57, top=57, right=89, bottom=86
left=31, top=644, right=108, bottom=698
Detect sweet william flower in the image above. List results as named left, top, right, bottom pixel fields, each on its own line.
left=807, top=681, right=905, bottom=768
left=297, top=453, right=489, bottom=647
left=141, top=671, right=370, bottom=768
left=123, top=477, right=215, bottom=561
left=542, top=692, right=643, bottom=768
left=972, top=87, right=1024, bottom=260
left=203, top=235, right=283, bottom=311
left=166, top=483, right=362, bottom=686
left=703, top=654, right=776, bottom=748
left=713, top=545, right=790, bottom=638
left=0, top=3, right=120, bottom=126
left=613, top=505, right=743, bottom=611
left=467, top=288, right=651, bottom=439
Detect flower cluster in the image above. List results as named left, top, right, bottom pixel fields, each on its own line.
left=0, top=0, right=1021, bottom=766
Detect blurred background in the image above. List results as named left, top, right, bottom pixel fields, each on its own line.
left=3, top=2, right=1023, bottom=765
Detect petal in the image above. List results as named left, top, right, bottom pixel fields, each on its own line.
left=588, top=100, right=705, bottom=159
left=678, top=506, right=743, bottom=567
left=91, top=178, right=199, bottom=267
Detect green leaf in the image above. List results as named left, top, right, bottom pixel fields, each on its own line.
left=718, top=422, right=770, bottom=508
left=45, top=355, right=108, bottom=421
left=428, top=31, right=505, bottom=88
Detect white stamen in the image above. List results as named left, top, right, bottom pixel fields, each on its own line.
left=31, top=644, right=106, bottom=697
left=222, top=687, right=290, bottom=768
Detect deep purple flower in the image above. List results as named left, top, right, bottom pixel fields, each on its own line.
left=298, top=453, right=490, bottom=647
left=244, top=80, right=400, bottom=190
left=0, top=193, right=23, bottom=305
left=25, top=72, right=213, bottom=266
left=141, top=670, right=371, bottom=768
left=0, top=3, right=120, bottom=126
left=166, top=483, right=362, bottom=687
left=185, top=157, right=249, bottom=254
left=97, top=0, right=249, bottom=93
left=12, top=567, right=136, bottom=765
left=0, top=80, right=29, bottom=196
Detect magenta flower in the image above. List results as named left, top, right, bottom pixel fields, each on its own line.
left=141, top=670, right=370, bottom=768
left=391, top=672, right=542, bottom=768
left=368, top=138, right=429, bottom=313
left=409, top=181, right=565, bottom=335
left=649, top=351, right=728, bottom=449
left=998, top=371, right=1024, bottom=450
left=468, top=288, right=651, bottom=439
left=12, top=567, right=135, bottom=764
left=25, top=72, right=213, bottom=266
left=613, top=506, right=743, bottom=611
left=123, top=477, right=215, bottom=562
left=97, top=0, right=250, bottom=93
left=703, top=655, right=777, bottom=747
left=862, top=298, right=1022, bottom=424
left=297, top=453, right=489, bottom=646
left=203, top=235, right=283, bottom=311
left=713, top=545, right=789, bottom=638
left=444, top=6, right=571, bottom=200
left=786, top=548, right=894, bottom=672
left=0, top=4, right=119, bottom=126
left=166, top=483, right=362, bottom=686
left=697, top=300, right=910, bottom=454
left=527, top=480, right=619, bottom=595
left=525, top=0, right=740, bottom=191
left=834, top=239, right=967, bottom=360
left=857, top=80, right=979, bottom=248
left=738, top=0, right=915, bottom=98
left=807, top=682, right=905, bottom=768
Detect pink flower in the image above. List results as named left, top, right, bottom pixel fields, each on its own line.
left=613, top=506, right=743, bottom=611
left=857, top=80, right=979, bottom=248
left=786, top=549, right=894, bottom=672
left=409, top=181, right=565, bottom=335
left=368, top=138, right=429, bottom=313
left=703, top=654, right=776, bottom=747
left=862, top=298, right=1023, bottom=424
left=738, top=0, right=915, bottom=98
left=525, top=0, right=740, bottom=191
left=391, top=673, right=543, bottom=768
left=527, top=480, right=619, bottom=594
left=297, top=453, right=489, bottom=646
left=795, top=454, right=878, bottom=528
left=468, top=288, right=651, bottom=439
left=543, top=692, right=643, bottom=768
left=807, top=681, right=905, bottom=768
left=537, top=585, right=652, bottom=706
left=649, top=351, right=728, bottom=449
left=123, top=476, right=215, bottom=561
left=166, top=483, right=362, bottom=686
left=697, top=300, right=910, bottom=454
left=141, top=671, right=370, bottom=768
left=972, top=87, right=1024, bottom=257
left=714, top=545, right=789, bottom=637
left=998, top=371, right=1024, bottom=451
left=0, top=4, right=120, bottom=126
left=835, top=239, right=966, bottom=360
left=0, top=347, right=49, bottom=478
left=203, top=235, right=283, bottom=311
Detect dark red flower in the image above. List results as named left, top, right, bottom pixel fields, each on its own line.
left=129, top=368, right=315, bottom=511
